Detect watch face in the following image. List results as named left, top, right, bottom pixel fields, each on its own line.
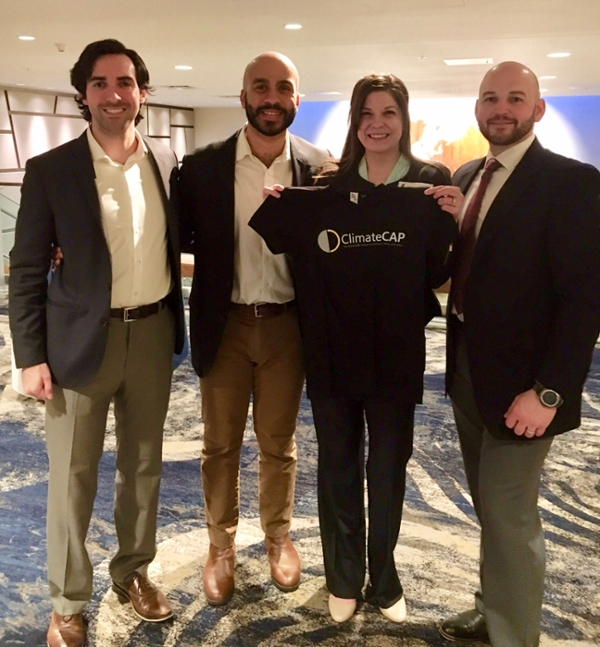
left=541, top=390, right=560, bottom=407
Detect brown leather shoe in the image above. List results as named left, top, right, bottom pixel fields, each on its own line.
left=46, top=611, right=84, bottom=647
left=112, top=573, right=173, bottom=622
left=265, top=533, right=301, bottom=592
left=203, top=543, right=235, bottom=606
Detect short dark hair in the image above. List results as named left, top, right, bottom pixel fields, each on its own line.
left=70, top=39, right=151, bottom=125
left=337, top=74, right=414, bottom=175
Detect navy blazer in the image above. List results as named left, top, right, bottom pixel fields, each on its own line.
left=9, top=131, right=185, bottom=388
left=446, top=138, right=600, bottom=438
left=178, top=130, right=329, bottom=378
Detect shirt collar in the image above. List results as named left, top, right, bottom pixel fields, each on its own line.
left=86, top=127, right=146, bottom=165
left=487, top=132, right=536, bottom=172
left=236, top=125, right=291, bottom=164
left=358, top=154, right=411, bottom=184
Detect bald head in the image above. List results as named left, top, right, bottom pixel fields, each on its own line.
left=480, top=61, right=540, bottom=101
left=475, top=60, right=545, bottom=154
left=240, top=51, right=300, bottom=139
left=243, top=52, right=299, bottom=92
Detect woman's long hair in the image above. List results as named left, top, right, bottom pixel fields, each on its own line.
left=318, top=74, right=414, bottom=179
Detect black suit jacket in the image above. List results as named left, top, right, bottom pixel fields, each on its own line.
left=9, top=131, right=185, bottom=388
left=446, top=138, right=600, bottom=438
left=178, top=130, right=329, bottom=377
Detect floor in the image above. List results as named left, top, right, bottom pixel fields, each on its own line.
left=0, top=288, right=598, bottom=646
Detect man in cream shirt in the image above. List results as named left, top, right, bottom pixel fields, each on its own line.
left=9, top=39, right=184, bottom=647
left=179, top=52, right=328, bottom=606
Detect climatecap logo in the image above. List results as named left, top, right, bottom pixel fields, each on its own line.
left=317, top=228, right=406, bottom=253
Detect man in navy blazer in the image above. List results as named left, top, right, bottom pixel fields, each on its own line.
left=440, top=62, right=600, bottom=647
left=9, top=40, right=184, bottom=647
left=178, top=52, right=328, bottom=606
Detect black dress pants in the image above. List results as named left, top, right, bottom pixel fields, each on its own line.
left=311, top=396, right=415, bottom=608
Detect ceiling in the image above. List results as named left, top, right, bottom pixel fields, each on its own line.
left=2, top=0, right=600, bottom=107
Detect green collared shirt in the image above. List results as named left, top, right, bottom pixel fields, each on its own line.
left=358, top=154, right=410, bottom=184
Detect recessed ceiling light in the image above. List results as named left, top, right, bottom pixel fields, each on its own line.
left=540, top=88, right=548, bottom=93
left=315, top=91, right=342, bottom=96
left=299, top=93, right=306, bottom=98
left=444, top=58, right=493, bottom=66
left=547, top=52, right=570, bottom=58
left=18, top=35, right=35, bottom=41
left=175, top=65, right=193, bottom=70
left=538, top=75, right=557, bottom=80
left=16, top=83, right=25, bottom=86
left=285, top=23, right=302, bottom=30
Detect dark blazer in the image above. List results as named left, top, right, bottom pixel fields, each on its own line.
left=9, top=131, right=185, bottom=389
left=446, top=138, right=600, bottom=438
left=178, top=130, right=329, bottom=378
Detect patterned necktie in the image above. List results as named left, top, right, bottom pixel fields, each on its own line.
left=451, top=158, right=502, bottom=315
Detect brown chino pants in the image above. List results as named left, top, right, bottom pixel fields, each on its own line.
left=200, top=305, right=304, bottom=549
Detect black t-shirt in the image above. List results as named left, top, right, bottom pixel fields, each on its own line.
left=250, top=182, right=457, bottom=401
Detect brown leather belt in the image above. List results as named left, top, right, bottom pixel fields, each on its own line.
left=229, top=301, right=295, bottom=319
left=110, top=300, right=163, bottom=322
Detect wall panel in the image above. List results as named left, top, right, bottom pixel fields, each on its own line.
left=7, top=91, right=55, bottom=114
left=12, top=114, right=87, bottom=165
left=148, top=106, right=170, bottom=137
left=55, top=95, right=82, bottom=117
left=0, top=134, right=18, bottom=169
left=0, top=92, right=10, bottom=131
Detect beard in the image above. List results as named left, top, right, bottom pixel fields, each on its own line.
left=478, top=111, right=536, bottom=147
left=245, top=102, right=297, bottom=137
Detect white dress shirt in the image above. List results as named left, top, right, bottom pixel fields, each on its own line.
left=232, top=127, right=295, bottom=305
left=459, top=132, right=537, bottom=236
left=453, top=132, right=536, bottom=319
left=87, top=128, right=171, bottom=308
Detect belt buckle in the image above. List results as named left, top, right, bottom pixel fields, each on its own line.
left=123, top=306, right=136, bottom=322
left=254, top=304, right=263, bottom=318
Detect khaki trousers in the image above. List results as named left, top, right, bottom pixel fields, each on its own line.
left=200, top=306, right=304, bottom=548
left=45, top=305, right=175, bottom=615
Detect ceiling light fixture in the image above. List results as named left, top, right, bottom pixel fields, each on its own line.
left=18, top=35, right=35, bottom=41
left=175, top=65, right=193, bottom=70
left=538, top=75, right=557, bottom=80
left=547, top=52, right=570, bottom=58
left=444, top=58, right=493, bottom=66
left=315, top=91, right=342, bottom=96
left=285, top=23, right=302, bottom=30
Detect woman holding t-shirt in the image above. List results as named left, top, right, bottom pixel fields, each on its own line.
left=252, top=74, right=462, bottom=624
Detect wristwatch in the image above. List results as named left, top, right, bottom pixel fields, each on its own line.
left=533, top=382, right=564, bottom=408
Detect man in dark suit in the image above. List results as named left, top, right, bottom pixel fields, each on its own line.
left=9, top=40, right=184, bottom=647
left=178, top=52, right=328, bottom=606
left=439, top=61, right=600, bottom=647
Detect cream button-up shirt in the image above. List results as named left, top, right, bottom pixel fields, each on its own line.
left=232, top=127, right=295, bottom=305
left=87, top=128, right=171, bottom=308
left=453, top=132, right=536, bottom=319
left=459, top=132, right=536, bottom=237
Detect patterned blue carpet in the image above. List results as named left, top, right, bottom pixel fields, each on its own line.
left=0, top=306, right=599, bottom=646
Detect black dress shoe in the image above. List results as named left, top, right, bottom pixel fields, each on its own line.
left=439, top=609, right=489, bottom=643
